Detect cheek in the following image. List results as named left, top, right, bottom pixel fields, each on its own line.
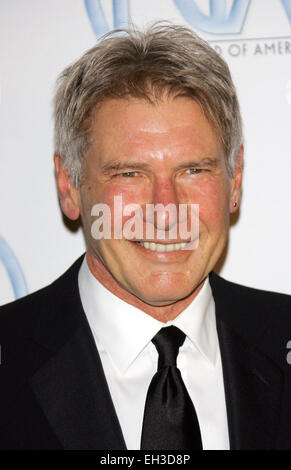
left=87, top=182, right=152, bottom=238
left=102, top=182, right=147, bottom=205
left=180, top=179, right=230, bottom=228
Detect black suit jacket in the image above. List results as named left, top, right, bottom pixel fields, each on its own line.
left=0, top=254, right=290, bottom=450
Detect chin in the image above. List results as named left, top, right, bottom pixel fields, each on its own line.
left=131, top=270, right=200, bottom=304
left=135, top=284, right=194, bottom=306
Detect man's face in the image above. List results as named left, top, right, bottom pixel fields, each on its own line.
left=77, top=96, right=238, bottom=306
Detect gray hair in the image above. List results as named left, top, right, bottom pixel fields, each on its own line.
left=54, top=23, right=243, bottom=187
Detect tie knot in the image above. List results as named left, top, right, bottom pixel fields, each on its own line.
left=152, top=326, right=186, bottom=370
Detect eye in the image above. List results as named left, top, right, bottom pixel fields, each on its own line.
left=117, top=171, right=139, bottom=178
left=186, top=168, right=204, bottom=175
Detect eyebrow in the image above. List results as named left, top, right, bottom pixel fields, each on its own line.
left=101, top=157, right=219, bottom=174
left=101, top=160, right=151, bottom=174
left=175, top=157, right=219, bottom=170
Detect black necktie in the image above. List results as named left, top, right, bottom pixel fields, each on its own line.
left=140, top=326, right=203, bottom=450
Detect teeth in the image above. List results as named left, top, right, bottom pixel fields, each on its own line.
left=135, top=241, right=188, bottom=252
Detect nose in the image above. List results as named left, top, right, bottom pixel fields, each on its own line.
left=150, top=178, right=179, bottom=232
left=153, top=178, right=178, bottom=206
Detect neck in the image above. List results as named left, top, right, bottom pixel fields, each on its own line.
left=86, top=252, right=206, bottom=323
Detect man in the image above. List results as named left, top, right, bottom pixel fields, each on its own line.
left=0, top=24, right=290, bottom=450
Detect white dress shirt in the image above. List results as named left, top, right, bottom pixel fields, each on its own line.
left=78, top=257, right=229, bottom=450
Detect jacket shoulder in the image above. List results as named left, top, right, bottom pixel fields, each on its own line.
left=209, top=272, right=291, bottom=353
left=0, top=255, right=85, bottom=339
left=210, top=271, right=291, bottom=304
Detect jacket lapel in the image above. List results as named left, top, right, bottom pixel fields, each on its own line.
left=217, top=318, right=283, bottom=449
left=210, top=272, right=284, bottom=450
left=29, top=255, right=126, bottom=450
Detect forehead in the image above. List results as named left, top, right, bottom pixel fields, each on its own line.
left=88, top=96, right=222, bottom=162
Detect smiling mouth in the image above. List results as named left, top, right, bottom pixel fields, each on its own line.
left=132, top=241, right=190, bottom=252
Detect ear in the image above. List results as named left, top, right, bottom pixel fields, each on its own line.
left=54, top=154, right=81, bottom=220
left=230, top=145, right=243, bottom=214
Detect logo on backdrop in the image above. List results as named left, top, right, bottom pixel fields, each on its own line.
left=173, top=0, right=250, bottom=34
left=0, top=235, right=27, bottom=301
left=84, top=0, right=130, bottom=37
left=85, top=0, right=291, bottom=37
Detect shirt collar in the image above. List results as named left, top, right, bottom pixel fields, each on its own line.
left=78, top=257, right=217, bottom=374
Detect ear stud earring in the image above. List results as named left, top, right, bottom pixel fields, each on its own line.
left=233, top=201, right=238, bottom=208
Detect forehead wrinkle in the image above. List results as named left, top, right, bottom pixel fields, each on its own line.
left=137, top=125, right=169, bottom=134
left=126, top=122, right=206, bottom=137
left=119, top=125, right=221, bottom=159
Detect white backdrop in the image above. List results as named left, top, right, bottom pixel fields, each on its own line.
left=1, top=0, right=291, bottom=306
